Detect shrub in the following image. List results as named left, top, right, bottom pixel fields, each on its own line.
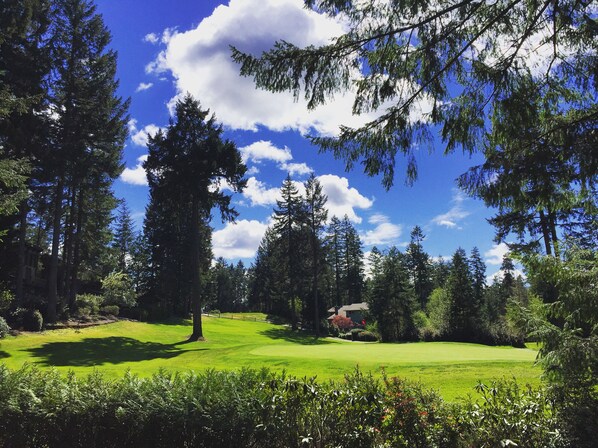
left=75, top=294, right=102, bottom=316
left=100, top=305, right=119, bottom=317
left=331, top=314, right=354, bottom=332
left=460, top=380, right=563, bottom=447
left=356, top=330, right=378, bottom=342
left=9, top=308, right=43, bottom=331
left=0, top=317, right=9, bottom=338
left=22, top=309, right=43, bottom=332
left=101, top=272, right=136, bottom=308
left=0, top=287, right=13, bottom=315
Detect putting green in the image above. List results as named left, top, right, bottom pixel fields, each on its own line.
left=0, top=317, right=542, bottom=400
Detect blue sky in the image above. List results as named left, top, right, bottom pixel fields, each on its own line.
left=95, top=0, right=512, bottom=279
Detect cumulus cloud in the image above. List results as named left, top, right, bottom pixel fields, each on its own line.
left=362, top=222, right=402, bottom=246
left=128, top=119, right=162, bottom=147
left=484, top=242, right=510, bottom=266
left=431, top=190, right=471, bottom=229
left=280, top=162, right=312, bottom=176
left=121, top=155, right=148, bottom=186
left=240, top=140, right=292, bottom=164
left=212, top=219, right=269, bottom=259
left=143, top=33, right=159, bottom=44
left=145, top=0, right=406, bottom=136
left=135, top=82, right=154, bottom=92
left=242, top=177, right=282, bottom=207
left=318, top=174, right=373, bottom=223
left=240, top=140, right=312, bottom=176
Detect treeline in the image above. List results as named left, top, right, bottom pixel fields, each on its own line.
left=233, top=170, right=527, bottom=345
left=0, top=0, right=128, bottom=323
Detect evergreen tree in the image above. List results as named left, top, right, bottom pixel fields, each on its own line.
left=272, top=174, right=307, bottom=329
left=112, top=200, right=135, bottom=273
left=325, top=216, right=345, bottom=306
left=144, top=95, right=245, bottom=340
left=304, top=173, right=328, bottom=336
left=233, top=1, right=596, bottom=189
left=0, top=0, right=51, bottom=304
left=45, top=0, right=129, bottom=322
left=405, top=225, right=432, bottom=309
left=469, top=247, right=486, bottom=322
left=368, top=247, right=417, bottom=342
left=446, top=248, right=476, bottom=341
left=341, top=215, right=364, bottom=304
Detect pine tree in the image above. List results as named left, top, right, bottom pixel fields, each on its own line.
left=446, top=248, right=475, bottom=341
left=405, top=226, right=432, bottom=309
left=113, top=200, right=135, bottom=273
left=144, top=95, right=245, bottom=340
left=341, top=215, right=364, bottom=304
left=45, top=0, right=129, bottom=322
left=304, top=173, right=328, bottom=336
left=273, top=174, right=307, bottom=329
left=469, top=247, right=486, bottom=323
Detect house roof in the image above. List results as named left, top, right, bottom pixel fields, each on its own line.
left=327, top=302, right=369, bottom=319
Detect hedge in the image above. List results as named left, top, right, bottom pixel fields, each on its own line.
left=0, top=365, right=561, bottom=447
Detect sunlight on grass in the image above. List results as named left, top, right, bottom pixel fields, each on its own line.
left=0, top=316, right=541, bottom=401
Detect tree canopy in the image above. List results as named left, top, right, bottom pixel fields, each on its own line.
left=232, top=0, right=597, bottom=188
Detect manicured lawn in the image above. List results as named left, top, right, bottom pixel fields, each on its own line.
left=0, top=316, right=542, bottom=400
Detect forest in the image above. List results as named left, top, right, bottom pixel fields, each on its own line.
left=1, top=0, right=597, bottom=447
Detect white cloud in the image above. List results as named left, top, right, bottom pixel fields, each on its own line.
left=212, top=220, right=269, bottom=259
left=317, top=174, right=373, bottom=223
left=143, top=33, right=159, bottom=44
left=121, top=155, right=148, bottom=186
left=487, top=268, right=527, bottom=284
left=484, top=242, right=510, bottom=266
left=369, top=213, right=389, bottom=225
left=135, top=82, right=154, bottom=92
left=240, top=140, right=312, bottom=175
left=431, top=190, right=471, bottom=229
left=362, top=222, right=402, bottom=246
left=242, top=177, right=281, bottom=207
left=246, top=166, right=260, bottom=175
left=146, top=0, right=402, bottom=136
left=128, top=119, right=162, bottom=147
left=280, top=162, right=313, bottom=176
left=240, top=140, right=292, bottom=164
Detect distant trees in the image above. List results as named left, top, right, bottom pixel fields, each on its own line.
left=247, top=175, right=364, bottom=333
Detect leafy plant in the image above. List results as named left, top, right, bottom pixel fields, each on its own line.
left=0, top=317, right=10, bottom=338
left=101, top=272, right=137, bottom=308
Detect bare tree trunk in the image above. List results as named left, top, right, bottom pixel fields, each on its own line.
left=189, top=193, right=204, bottom=341
left=47, top=178, right=64, bottom=324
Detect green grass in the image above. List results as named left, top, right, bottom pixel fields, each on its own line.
left=0, top=316, right=542, bottom=400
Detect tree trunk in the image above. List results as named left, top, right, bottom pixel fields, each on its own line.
left=189, top=193, right=204, bottom=341
left=15, top=201, right=28, bottom=305
left=539, top=210, right=552, bottom=256
left=312, top=233, right=320, bottom=338
left=68, top=188, right=84, bottom=310
left=47, top=178, right=64, bottom=324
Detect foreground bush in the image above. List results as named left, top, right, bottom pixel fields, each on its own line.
left=0, top=366, right=561, bottom=447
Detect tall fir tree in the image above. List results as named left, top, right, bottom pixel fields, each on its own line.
left=304, top=173, right=328, bottom=336
left=272, top=174, right=307, bottom=329
left=112, top=200, right=135, bottom=273
left=446, top=248, right=476, bottom=341
left=45, top=0, right=128, bottom=322
left=405, top=225, right=432, bottom=310
left=144, top=95, right=245, bottom=340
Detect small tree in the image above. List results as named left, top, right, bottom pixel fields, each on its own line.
left=101, top=272, right=136, bottom=308
left=331, top=314, right=354, bottom=333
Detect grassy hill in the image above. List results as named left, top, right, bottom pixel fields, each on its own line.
left=0, top=315, right=541, bottom=400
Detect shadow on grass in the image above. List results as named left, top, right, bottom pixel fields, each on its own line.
left=0, top=350, right=10, bottom=359
left=259, top=327, right=333, bottom=345
left=25, top=336, right=204, bottom=367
